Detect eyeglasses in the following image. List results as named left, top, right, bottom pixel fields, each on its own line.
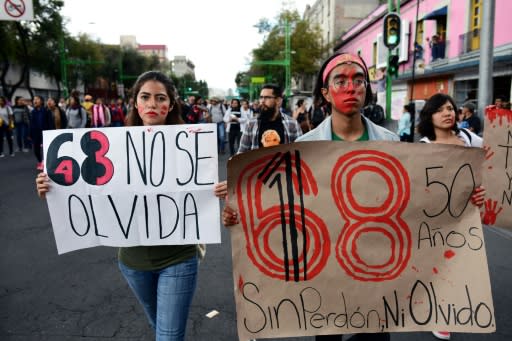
left=259, top=96, right=276, bottom=101
left=330, top=78, right=367, bottom=90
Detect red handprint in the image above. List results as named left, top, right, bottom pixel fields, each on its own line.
left=480, top=198, right=503, bottom=225
left=486, top=106, right=512, bottom=127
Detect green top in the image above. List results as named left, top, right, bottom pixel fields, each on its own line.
left=332, top=126, right=369, bottom=141
left=118, top=245, right=198, bottom=271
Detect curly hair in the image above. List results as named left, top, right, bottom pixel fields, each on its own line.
left=417, top=93, right=459, bottom=141
left=126, top=71, right=183, bottom=127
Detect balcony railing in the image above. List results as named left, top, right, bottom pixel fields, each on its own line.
left=459, top=29, right=480, bottom=55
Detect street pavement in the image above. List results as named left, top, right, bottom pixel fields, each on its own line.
left=1, top=150, right=511, bottom=341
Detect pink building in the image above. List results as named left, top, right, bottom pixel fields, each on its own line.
left=334, top=0, right=512, bottom=118
left=137, top=44, right=168, bottom=64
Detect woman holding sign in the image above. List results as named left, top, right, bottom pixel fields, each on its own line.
left=418, top=93, right=485, bottom=341
left=36, top=71, right=227, bottom=341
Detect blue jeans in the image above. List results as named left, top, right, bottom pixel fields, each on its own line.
left=118, top=256, right=199, bottom=341
left=216, top=122, right=225, bottom=153
left=14, top=122, right=30, bottom=150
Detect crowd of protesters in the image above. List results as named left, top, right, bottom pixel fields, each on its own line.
left=0, top=91, right=129, bottom=170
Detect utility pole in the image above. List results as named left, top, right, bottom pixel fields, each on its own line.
left=59, top=36, right=69, bottom=98
left=478, top=0, right=495, bottom=122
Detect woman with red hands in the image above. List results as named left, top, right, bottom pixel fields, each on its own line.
left=417, top=93, right=485, bottom=340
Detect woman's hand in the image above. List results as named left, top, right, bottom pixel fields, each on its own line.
left=222, top=203, right=239, bottom=227
left=214, top=181, right=227, bottom=200
left=36, top=173, right=50, bottom=199
left=471, top=185, right=486, bottom=208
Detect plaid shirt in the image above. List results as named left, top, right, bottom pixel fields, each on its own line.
left=237, top=113, right=302, bottom=154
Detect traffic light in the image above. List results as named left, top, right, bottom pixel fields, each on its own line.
left=383, top=13, right=401, bottom=49
left=388, top=55, right=399, bottom=78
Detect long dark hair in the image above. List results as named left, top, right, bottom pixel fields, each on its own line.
left=230, top=98, right=241, bottom=110
left=417, top=93, right=459, bottom=141
left=126, top=71, right=183, bottom=126
left=313, top=52, right=373, bottom=111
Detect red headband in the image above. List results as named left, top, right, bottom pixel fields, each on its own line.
left=322, top=53, right=367, bottom=83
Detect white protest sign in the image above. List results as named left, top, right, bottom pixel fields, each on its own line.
left=43, top=124, right=220, bottom=254
left=1, top=0, right=34, bottom=21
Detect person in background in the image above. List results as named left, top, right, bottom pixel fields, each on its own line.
left=126, top=97, right=135, bottom=115
left=237, top=84, right=302, bottom=153
left=494, top=96, right=504, bottom=109
left=183, top=95, right=200, bottom=124
left=310, top=97, right=327, bottom=129
left=397, top=104, right=412, bottom=141
left=196, top=96, right=209, bottom=123
left=417, top=93, right=486, bottom=341
left=47, top=97, right=67, bottom=129
left=58, top=97, right=67, bottom=112
left=109, top=98, right=126, bottom=127
left=461, top=102, right=480, bottom=135
left=456, top=107, right=469, bottom=129
left=12, top=96, right=31, bottom=152
left=66, top=94, right=87, bottom=129
left=207, top=97, right=226, bottom=154
left=240, top=99, right=253, bottom=131
left=30, top=96, right=55, bottom=170
left=224, top=98, right=246, bottom=156
left=251, top=100, right=261, bottom=117
left=292, top=98, right=311, bottom=133
left=92, top=97, right=111, bottom=128
left=0, top=95, right=14, bottom=157
left=36, top=71, right=227, bottom=341
left=117, top=97, right=128, bottom=117
left=81, top=94, right=94, bottom=127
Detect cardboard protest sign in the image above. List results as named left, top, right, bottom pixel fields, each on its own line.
left=43, top=124, right=220, bottom=254
left=227, top=141, right=494, bottom=340
left=482, top=106, right=512, bottom=228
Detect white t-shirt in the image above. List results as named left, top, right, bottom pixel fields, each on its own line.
left=419, top=128, right=483, bottom=147
left=0, top=106, right=13, bottom=125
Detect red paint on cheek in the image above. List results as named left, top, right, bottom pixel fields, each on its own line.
left=444, top=250, right=456, bottom=259
left=161, top=105, right=169, bottom=115
left=433, top=267, right=438, bottom=274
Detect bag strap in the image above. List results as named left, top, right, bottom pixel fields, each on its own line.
left=460, top=128, right=472, bottom=144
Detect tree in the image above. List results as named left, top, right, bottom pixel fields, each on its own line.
left=0, top=0, right=66, bottom=99
left=246, top=9, right=327, bottom=93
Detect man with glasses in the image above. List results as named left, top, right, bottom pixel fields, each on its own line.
left=297, top=52, right=396, bottom=341
left=237, top=84, right=302, bottom=153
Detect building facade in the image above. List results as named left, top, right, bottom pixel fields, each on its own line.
left=301, top=0, right=380, bottom=91
left=331, top=0, right=512, bottom=121
left=172, top=56, right=196, bottom=78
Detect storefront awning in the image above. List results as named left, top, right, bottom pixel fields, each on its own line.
left=423, top=6, right=447, bottom=20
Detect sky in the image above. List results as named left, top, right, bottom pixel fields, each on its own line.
left=61, top=0, right=313, bottom=92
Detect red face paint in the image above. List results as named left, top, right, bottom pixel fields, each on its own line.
left=433, top=267, right=438, bottom=274
left=328, top=65, right=366, bottom=116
